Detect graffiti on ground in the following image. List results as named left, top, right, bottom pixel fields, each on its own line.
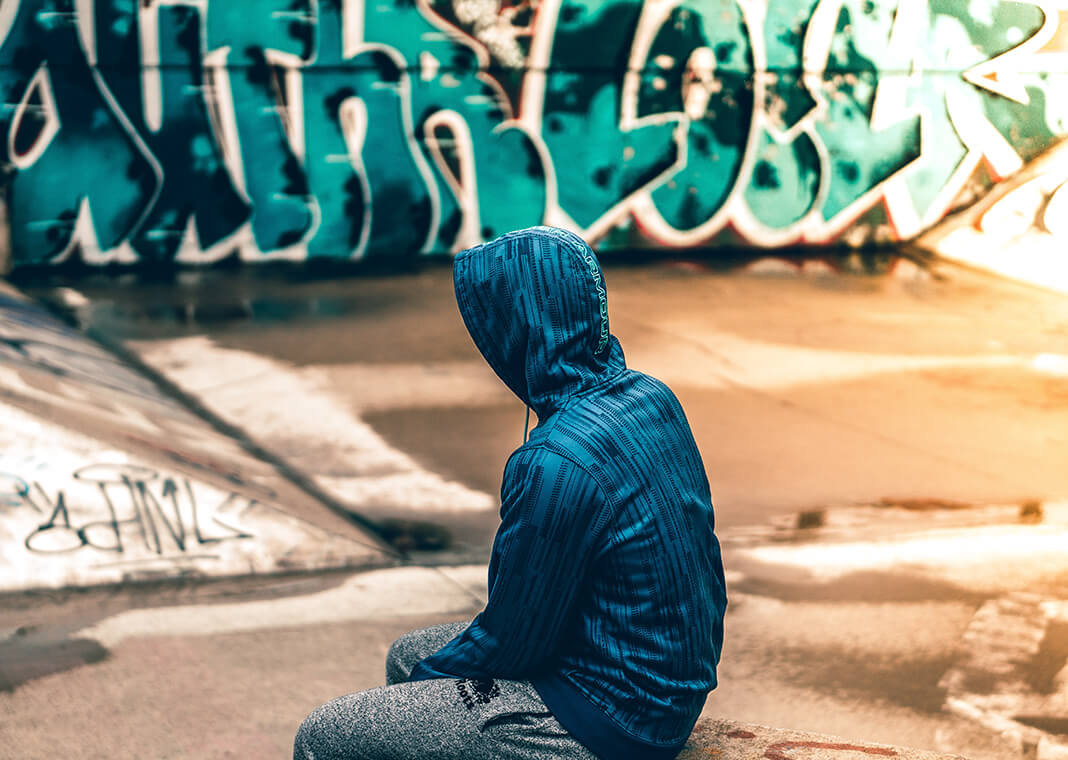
left=0, top=0, right=1066, bottom=268
left=0, top=452, right=333, bottom=590
left=1, top=464, right=252, bottom=560
left=0, top=288, right=394, bottom=549
left=0, top=389, right=389, bottom=591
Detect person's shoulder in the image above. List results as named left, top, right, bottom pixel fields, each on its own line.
left=502, top=443, right=608, bottom=513
left=631, top=368, right=677, bottom=396
left=593, top=369, right=686, bottom=425
left=509, top=438, right=596, bottom=476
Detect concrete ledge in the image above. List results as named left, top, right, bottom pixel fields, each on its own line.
left=680, top=720, right=964, bottom=760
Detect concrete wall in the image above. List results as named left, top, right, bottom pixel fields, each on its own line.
left=921, top=134, right=1068, bottom=295
left=1, top=0, right=1066, bottom=269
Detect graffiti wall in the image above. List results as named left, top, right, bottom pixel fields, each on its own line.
left=0, top=0, right=1065, bottom=268
left=922, top=134, right=1068, bottom=293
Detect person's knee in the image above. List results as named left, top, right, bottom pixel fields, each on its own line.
left=385, top=630, right=419, bottom=683
left=292, top=711, right=317, bottom=760
left=385, top=631, right=412, bottom=664
left=292, top=703, right=343, bottom=760
left=385, top=622, right=469, bottom=684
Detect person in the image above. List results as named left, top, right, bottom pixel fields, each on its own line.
left=293, top=225, right=727, bottom=759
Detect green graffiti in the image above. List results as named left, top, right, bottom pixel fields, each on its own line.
left=0, top=0, right=159, bottom=262
left=900, top=0, right=1045, bottom=221
left=540, top=0, right=681, bottom=228
left=205, top=1, right=315, bottom=252
left=638, top=0, right=754, bottom=232
left=762, top=0, right=820, bottom=132
left=361, top=0, right=546, bottom=244
left=95, top=2, right=250, bottom=261
left=811, top=0, right=922, bottom=223
left=743, top=129, right=821, bottom=229
left=744, top=0, right=923, bottom=232
left=743, top=0, right=825, bottom=233
left=298, top=1, right=434, bottom=258
left=952, top=0, right=1054, bottom=161
left=0, top=0, right=1066, bottom=269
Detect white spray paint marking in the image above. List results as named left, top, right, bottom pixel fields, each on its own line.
left=737, top=501, right=1068, bottom=593
left=0, top=400, right=382, bottom=592
left=75, top=564, right=487, bottom=648
left=128, top=337, right=496, bottom=512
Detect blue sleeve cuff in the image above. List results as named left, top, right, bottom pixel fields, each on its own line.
left=407, top=659, right=455, bottom=683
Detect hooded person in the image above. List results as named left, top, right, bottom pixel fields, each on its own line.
left=294, top=226, right=727, bottom=760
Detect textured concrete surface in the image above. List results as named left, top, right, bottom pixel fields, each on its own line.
left=681, top=719, right=966, bottom=760
left=2, top=259, right=1067, bottom=758
left=0, top=281, right=393, bottom=591
left=76, top=259, right=1068, bottom=558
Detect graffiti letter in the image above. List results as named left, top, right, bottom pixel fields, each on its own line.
left=526, top=0, right=683, bottom=231
left=0, top=0, right=161, bottom=264
left=93, top=1, right=251, bottom=263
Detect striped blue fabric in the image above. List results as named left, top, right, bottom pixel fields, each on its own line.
left=409, top=226, right=727, bottom=759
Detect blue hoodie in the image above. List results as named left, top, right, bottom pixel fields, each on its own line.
left=409, top=226, right=727, bottom=759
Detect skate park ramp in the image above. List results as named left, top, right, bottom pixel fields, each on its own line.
left=0, top=281, right=394, bottom=593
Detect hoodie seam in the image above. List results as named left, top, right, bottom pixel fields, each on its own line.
left=557, top=364, right=628, bottom=407
left=503, top=442, right=618, bottom=544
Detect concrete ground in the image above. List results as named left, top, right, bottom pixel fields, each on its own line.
left=3, top=255, right=1068, bottom=759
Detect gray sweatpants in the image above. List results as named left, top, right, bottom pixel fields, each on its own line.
left=293, top=621, right=598, bottom=759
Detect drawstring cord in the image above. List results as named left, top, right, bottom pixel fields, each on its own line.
left=523, top=406, right=531, bottom=443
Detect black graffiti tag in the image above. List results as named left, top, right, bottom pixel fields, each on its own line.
left=23, top=463, right=253, bottom=555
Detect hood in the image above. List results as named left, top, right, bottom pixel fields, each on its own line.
left=453, top=226, right=626, bottom=416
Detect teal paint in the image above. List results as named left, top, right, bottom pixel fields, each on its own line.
left=762, top=0, right=820, bottom=133
left=743, top=129, right=821, bottom=230
left=204, top=0, right=315, bottom=253
left=898, top=0, right=1046, bottom=226
left=0, top=0, right=1065, bottom=268
left=949, top=1, right=1052, bottom=162
left=640, top=0, right=753, bottom=232
left=301, top=2, right=435, bottom=258
left=94, top=2, right=250, bottom=261
left=361, top=0, right=546, bottom=245
left=0, top=0, right=159, bottom=263
left=810, top=1, right=922, bottom=223
left=540, top=0, right=682, bottom=229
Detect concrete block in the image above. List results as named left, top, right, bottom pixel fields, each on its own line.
left=681, top=719, right=966, bottom=760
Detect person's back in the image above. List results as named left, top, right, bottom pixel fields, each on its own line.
left=294, top=226, right=726, bottom=760
left=528, top=365, right=725, bottom=752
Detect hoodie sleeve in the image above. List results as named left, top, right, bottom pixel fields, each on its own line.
left=408, top=447, right=607, bottom=681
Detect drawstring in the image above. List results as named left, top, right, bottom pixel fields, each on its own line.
left=523, top=406, right=531, bottom=443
